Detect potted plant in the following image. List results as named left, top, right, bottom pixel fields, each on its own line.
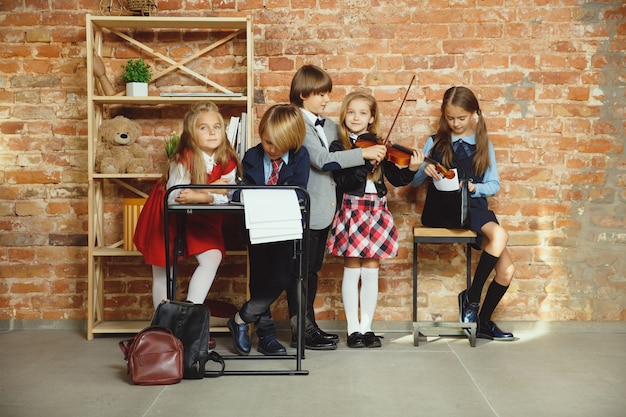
left=164, top=131, right=180, bottom=157
left=121, top=58, right=152, bottom=96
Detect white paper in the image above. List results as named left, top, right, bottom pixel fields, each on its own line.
left=241, top=189, right=303, bottom=244
left=433, top=168, right=460, bottom=191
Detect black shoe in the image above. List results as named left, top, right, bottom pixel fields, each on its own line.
left=257, top=334, right=287, bottom=355
left=347, top=332, right=366, bottom=348
left=316, top=327, right=339, bottom=342
left=458, top=290, right=479, bottom=324
left=290, top=327, right=338, bottom=350
left=227, top=316, right=251, bottom=355
left=478, top=321, right=514, bottom=341
left=362, top=331, right=383, bottom=348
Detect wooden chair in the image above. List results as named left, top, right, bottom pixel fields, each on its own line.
left=412, top=227, right=478, bottom=347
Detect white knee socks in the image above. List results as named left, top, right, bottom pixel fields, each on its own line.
left=186, top=249, right=222, bottom=304
left=152, top=265, right=168, bottom=309
left=359, top=267, right=379, bottom=333
left=342, top=266, right=380, bottom=335
left=152, top=249, right=222, bottom=308
left=342, top=267, right=361, bottom=335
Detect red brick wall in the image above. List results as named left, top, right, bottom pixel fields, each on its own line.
left=1, top=1, right=624, bottom=325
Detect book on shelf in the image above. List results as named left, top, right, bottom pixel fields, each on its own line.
left=237, top=112, right=247, bottom=161
left=227, top=116, right=240, bottom=148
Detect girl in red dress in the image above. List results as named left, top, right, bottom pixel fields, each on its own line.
left=134, top=102, right=240, bottom=308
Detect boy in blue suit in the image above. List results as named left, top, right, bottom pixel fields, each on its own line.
left=228, top=104, right=310, bottom=355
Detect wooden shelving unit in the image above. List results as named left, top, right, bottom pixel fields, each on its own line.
left=85, top=14, right=253, bottom=340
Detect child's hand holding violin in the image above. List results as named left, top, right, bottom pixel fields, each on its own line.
left=360, top=143, right=387, bottom=164
left=408, top=149, right=425, bottom=171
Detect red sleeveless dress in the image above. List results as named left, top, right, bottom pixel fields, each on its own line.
left=133, top=155, right=238, bottom=267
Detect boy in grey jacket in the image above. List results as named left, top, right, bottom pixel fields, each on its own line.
left=286, top=64, right=386, bottom=350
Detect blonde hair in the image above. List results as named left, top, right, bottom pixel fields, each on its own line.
left=433, top=86, right=489, bottom=175
left=259, top=104, right=306, bottom=153
left=162, top=102, right=241, bottom=184
left=338, top=91, right=382, bottom=181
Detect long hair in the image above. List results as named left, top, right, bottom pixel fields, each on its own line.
left=259, top=104, right=306, bottom=153
left=338, top=91, right=382, bottom=181
left=432, top=86, right=490, bottom=175
left=162, top=102, right=241, bottom=185
left=289, top=64, right=333, bottom=107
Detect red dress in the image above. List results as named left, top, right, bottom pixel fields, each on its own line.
left=133, top=156, right=238, bottom=267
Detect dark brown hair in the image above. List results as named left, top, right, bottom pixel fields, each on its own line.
left=289, top=64, right=333, bottom=107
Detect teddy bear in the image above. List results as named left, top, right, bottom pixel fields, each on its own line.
left=96, top=115, right=149, bottom=174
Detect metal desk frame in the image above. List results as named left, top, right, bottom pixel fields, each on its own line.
left=164, top=184, right=310, bottom=375
left=412, top=227, right=478, bottom=347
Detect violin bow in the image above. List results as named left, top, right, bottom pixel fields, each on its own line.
left=383, top=74, right=415, bottom=145
left=370, top=75, right=415, bottom=173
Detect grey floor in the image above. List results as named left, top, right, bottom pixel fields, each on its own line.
left=1, top=322, right=625, bottom=417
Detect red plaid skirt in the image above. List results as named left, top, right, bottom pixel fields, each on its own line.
left=326, top=193, right=398, bottom=259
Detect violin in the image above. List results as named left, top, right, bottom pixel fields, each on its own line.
left=356, top=75, right=416, bottom=172
left=424, top=156, right=455, bottom=179
left=354, top=134, right=455, bottom=179
left=354, top=133, right=415, bottom=166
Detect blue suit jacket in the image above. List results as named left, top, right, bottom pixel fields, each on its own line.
left=233, top=143, right=310, bottom=203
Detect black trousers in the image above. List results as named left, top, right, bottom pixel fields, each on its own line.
left=239, top=240, right=295, bottom=338
left=287, top=226, right=330, bottom=328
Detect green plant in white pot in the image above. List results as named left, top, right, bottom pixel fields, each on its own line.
left=121, top=58, right=152, bottom=97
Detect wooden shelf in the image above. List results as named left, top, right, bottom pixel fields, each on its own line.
left=93, top=247, right=247, bottom=257
left=86, top=14, right=254, bottom=340
left=89, top=15, right=249, bottom=30
left=92, top=95, right=250, bottom=105
left=91, top=320, right=229, bottom=335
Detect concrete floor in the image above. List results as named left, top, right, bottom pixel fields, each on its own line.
left=1, top=322, right=625, bottom=417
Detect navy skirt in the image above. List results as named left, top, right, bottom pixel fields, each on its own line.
left=469, top=196, right=498, bottom=249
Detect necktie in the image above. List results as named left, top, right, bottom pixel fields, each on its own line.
left=315, top=118, right=325, bottom=127
left=267, top=159, right=282, bottom=185
left=454, top=139, right=471, bottom=158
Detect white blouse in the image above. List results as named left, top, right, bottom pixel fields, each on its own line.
left=166, top=151, right=237, bottom=205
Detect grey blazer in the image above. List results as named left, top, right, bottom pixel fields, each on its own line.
left=301, top=111, right=365, bottom=230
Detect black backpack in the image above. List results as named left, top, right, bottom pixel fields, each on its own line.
left=151, top=300, right=224, bottom=379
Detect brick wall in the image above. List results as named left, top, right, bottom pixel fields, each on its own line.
left=0, top=1, right=624, bottom=326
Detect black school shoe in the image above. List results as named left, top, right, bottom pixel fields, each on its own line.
left=477, top=321, right=514, bottom=341
left=257, top=334, right=287, bottom=355
left=362, top=331, right=383, bottom=348
left=347, top=332, right=366, bottom=348
left=316, top=327, right=339, bottom=342
left=290, top=327, right=338, bottom=350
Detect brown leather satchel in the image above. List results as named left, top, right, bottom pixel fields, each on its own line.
left=119, top=325, right=184, bottom=385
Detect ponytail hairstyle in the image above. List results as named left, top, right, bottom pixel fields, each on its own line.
left=432, top=86, right=489, bottom=175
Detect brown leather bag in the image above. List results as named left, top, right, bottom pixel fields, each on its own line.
left=119, top=325, right=184, bottom=385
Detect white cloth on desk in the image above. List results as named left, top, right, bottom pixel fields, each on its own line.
left=241, top=189, right=302, bottom=244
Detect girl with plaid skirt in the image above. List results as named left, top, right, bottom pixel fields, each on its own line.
left=326, top=92, right=424, bottom=348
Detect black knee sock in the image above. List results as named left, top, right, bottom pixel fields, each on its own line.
left=467, top=251, right=499, bottom=303
left=479, top=281, right=509, bottom=323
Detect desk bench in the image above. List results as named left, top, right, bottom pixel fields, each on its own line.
left=412, top=227, right=478, bottom=347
